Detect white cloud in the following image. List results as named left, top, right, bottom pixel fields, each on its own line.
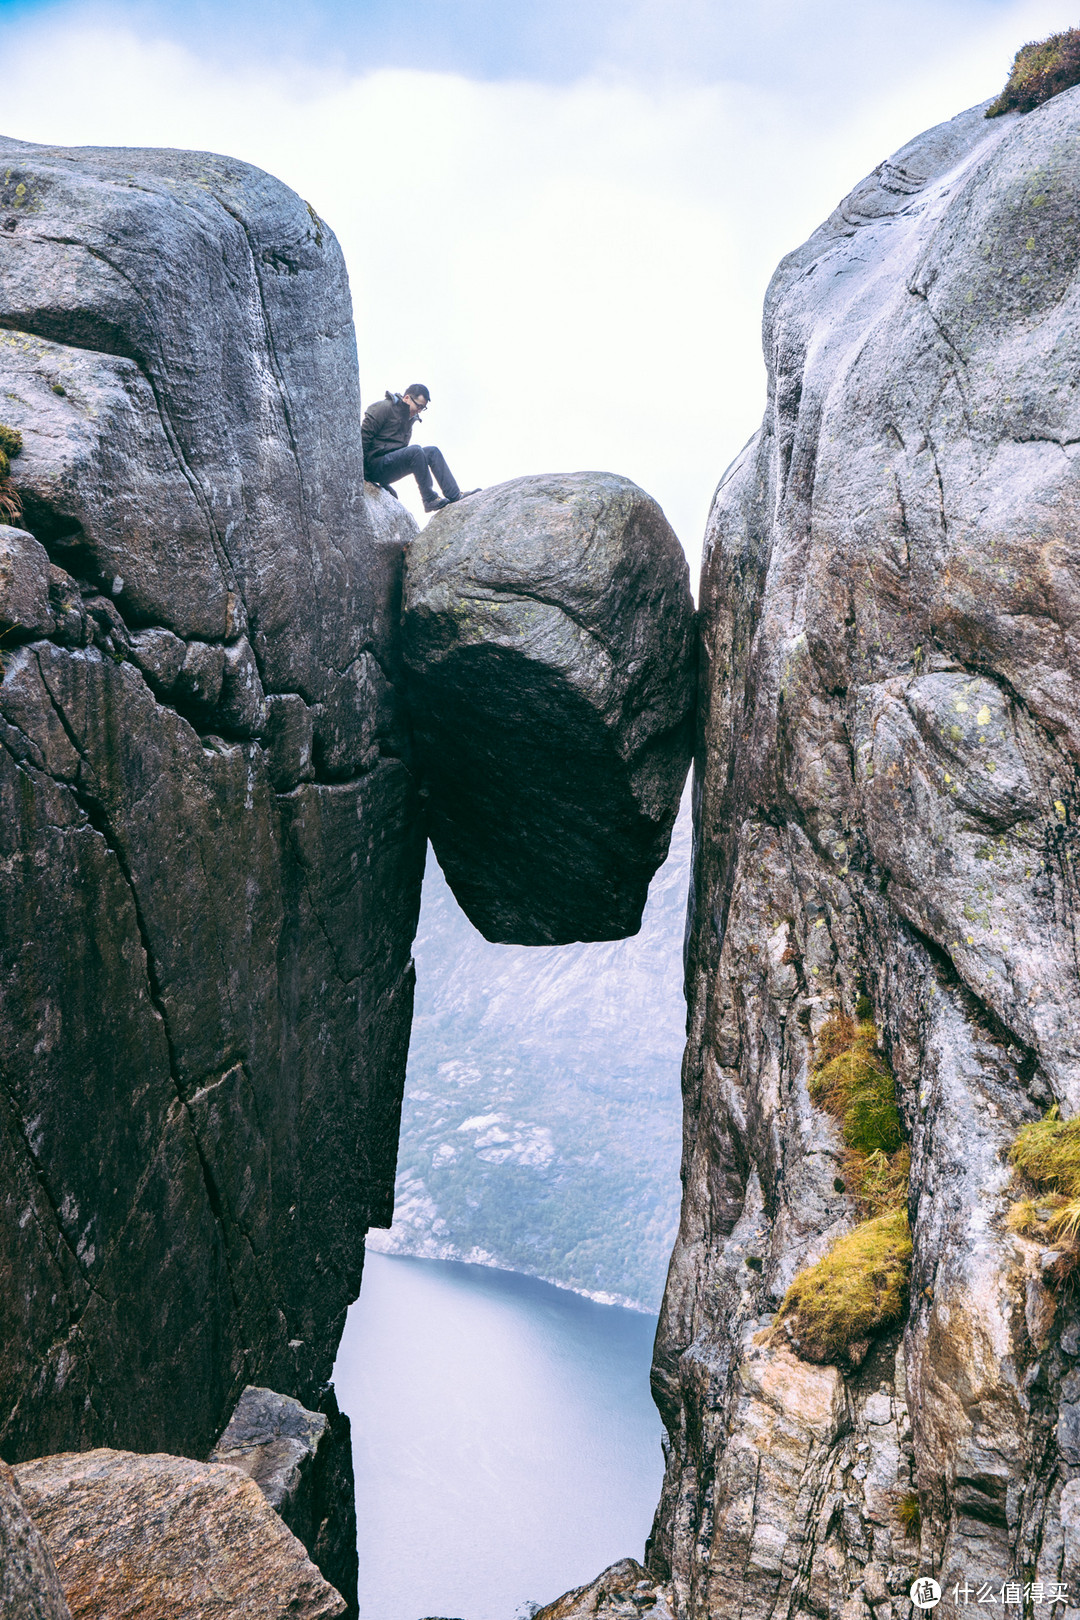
left=1, top=0, right=1077, bottom=575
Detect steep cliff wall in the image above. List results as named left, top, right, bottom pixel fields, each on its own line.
left=0, top=139, right=426, bottom=1465
left=651, top=90, right=1080, bottom=1616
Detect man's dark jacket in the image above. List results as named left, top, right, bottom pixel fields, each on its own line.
left=361, top=393, right=414, bottom=462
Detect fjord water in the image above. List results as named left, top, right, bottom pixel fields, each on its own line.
left=334, top=1252, right=663, bottom=1620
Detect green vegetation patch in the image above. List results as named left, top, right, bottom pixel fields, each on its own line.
left=766, top=1007, right=914, bottom=1366
left=1007, top=1108, right=1080, bottom=1277
left=810, top=1011, right=907, bottom=1215
left=0, top=424, right=22, bottom=460
left=769, top=1208, right=913, bottom=1365
left=987, top=28, right=1080, bottom=117
left=1011, top=1108, right=1080, bottom=1193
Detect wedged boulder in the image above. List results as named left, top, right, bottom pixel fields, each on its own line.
left=403, top=472, right=695, bottom=944
left=209, top=1385, right=357, bottom=1617
left=0, top=137, right=425, bottom=1468
left=0, top=1460, right=72, bottom=1620
left=14, top=1449, right=345, bottom=1619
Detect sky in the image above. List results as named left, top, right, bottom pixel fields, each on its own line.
left=1, top=0, right=1077, bottom=575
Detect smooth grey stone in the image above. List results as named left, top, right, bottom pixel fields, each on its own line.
left=403, top=472, right=695, bottom=944
left=0, top=525, right=52, bottom=637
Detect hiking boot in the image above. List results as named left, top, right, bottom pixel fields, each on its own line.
left=451, top=488, right=481, bottom=501
left=423, top=495, right=451, bottom=513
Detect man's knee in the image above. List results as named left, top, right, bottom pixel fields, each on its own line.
left=421, top=445, right=442, bottom=463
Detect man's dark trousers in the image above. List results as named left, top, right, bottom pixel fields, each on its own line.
left=366, top=445, right=460, bottom=504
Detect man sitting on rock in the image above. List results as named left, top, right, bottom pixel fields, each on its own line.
left=361, top=384, right=477, bottom=513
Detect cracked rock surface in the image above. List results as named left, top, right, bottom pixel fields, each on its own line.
left=0, top=1460, right=72, bottom=1620
left=14, top=1448, right=346, bottom=1619
left=648, top=90, right=1080, bottom=1617
left=402, top=473, right=696, bottom=944
left=0, top=139, right=426, bottom=1486
left=535, top=1558, right=674, bottom=1619
left=209, top=1384, right=357, bottom=1615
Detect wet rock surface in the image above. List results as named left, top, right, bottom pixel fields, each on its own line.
left=402, top=472, right=695, bottom=944
left=209, top=1385, right=357, bottom=1616
left=0, top=1459, right=72, bottom=1620
left=15, top=1448, right=346, bottom=1619
left=0, top=140, right=425, bottom=1466
left=648, top=89, right=1080, bottom=1617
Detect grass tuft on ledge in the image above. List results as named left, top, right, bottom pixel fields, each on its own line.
left=1007, top=1108, right=1080, bottom=1280
left=987, top=28, right=1080, bottom=116
left=810, top=1011, right=907, bottom=1216
left=767, top=1208, right=912, bottom=1365
left=764, top=1007, right=913, bottom=1365
left=0, top=423, right=23, bottom=526
left=897, top=1490, right=921, bottom=1540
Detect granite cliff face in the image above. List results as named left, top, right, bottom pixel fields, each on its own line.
left=0, top=134, right=699, bottom=1619
left=647, top=88, right=1080, bottom=1618
left=0, top=138, right=426, bottom=1469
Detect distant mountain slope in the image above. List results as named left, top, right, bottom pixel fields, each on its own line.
left=367, top=799, right=691, bottom=1310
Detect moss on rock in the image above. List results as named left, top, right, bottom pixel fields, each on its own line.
left=1007, top=1109, right=1080, bottom=1271
left=810, top=1011, right=908, bottom=1214
left=0, top=424, right=22, bottom=461
left=769, top=1209, right=913, bottom=1365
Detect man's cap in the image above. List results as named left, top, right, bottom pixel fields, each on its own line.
left=404, top=383, right=431, bottom=402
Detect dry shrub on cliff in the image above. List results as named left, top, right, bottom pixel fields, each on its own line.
left=768, top=1208, right=913, bottom=1364
left=1011, top=1109, right=1080, bottom=1191
left=986, top=28, right=1080, bottom=116
left=853, top=1145, right=912, bottom=1218
left=896, top=1490, right=921, bottom=1540
left=811, top=1012, right=907, bottom=1215
left=0, top=423, right=23, bottom=525
left=1008, top=1110, right=1080, bottom=1275
left=0, top=481, right=22, bottom=525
